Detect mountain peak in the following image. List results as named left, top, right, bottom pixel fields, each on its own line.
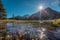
left=44, top=7, right=53, bottom=11
left=29, top=7, right=60, bottom=20
left=44, top=7, right=58, bottom=13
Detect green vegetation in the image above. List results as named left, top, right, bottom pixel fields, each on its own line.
left=0, top=18, right=59, bottom=24
left=0, top=0, right=7, bottom=19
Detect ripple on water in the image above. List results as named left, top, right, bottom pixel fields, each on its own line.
left=6, top=23, right=41, bottom=37
left=6, top=23, right=60, bottom=40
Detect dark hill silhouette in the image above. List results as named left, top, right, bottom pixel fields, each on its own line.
left=29, top=7, right=60, bottom=20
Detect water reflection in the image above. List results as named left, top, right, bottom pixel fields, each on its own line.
left=6, top=22, right=60, bottom=40
left=0, top=22, right=60, bottom=40
left=6, top=23, right=41, bottom=37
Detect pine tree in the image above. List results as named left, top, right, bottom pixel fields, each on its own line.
left=12, top=14, right=15, bottom=19
left=0, top=0, right=7, bottom=19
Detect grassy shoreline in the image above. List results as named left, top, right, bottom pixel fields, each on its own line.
left=0, top=19, right=59, bottom=25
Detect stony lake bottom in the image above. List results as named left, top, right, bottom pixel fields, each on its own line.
left=0, top=22, right=60, bottom=40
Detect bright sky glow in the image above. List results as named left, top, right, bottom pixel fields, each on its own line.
left=38, top=6, right=44, bottom=10
left=2, top=0, right=60, bottom=18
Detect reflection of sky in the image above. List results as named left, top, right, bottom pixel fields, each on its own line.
left=6, top=23, right=60, bottom=39
left=6, top=23, right=41, bottom=37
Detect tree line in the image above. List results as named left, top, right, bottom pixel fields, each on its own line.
left=9, top=14, right=30, bottom=20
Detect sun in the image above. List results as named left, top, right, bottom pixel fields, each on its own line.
left=38, top=5, right=44, bottom=10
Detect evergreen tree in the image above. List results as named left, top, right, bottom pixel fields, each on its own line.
left=0, top=0, right=7, bottom=19
left=12, top=14, right=15, bottom=19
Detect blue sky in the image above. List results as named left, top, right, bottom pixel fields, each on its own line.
left=1, top=0, right=60, bottom=18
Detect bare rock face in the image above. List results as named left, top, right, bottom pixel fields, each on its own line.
left=29, top=7, right=60, bottom=20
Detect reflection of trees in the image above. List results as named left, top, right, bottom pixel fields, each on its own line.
left=0, top=22, right=7, bottom=40
left=0, top=22, right=6, bottom=32
left=0, top=22, right=58, bottom=40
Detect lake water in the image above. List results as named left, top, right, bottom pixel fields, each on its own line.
left=6, top=23, right=41, bottom=37
left=5, top=22, right=60, bottom=40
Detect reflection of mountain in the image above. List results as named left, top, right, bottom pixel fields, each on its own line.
left=29, top=7, right=60, bottom=20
